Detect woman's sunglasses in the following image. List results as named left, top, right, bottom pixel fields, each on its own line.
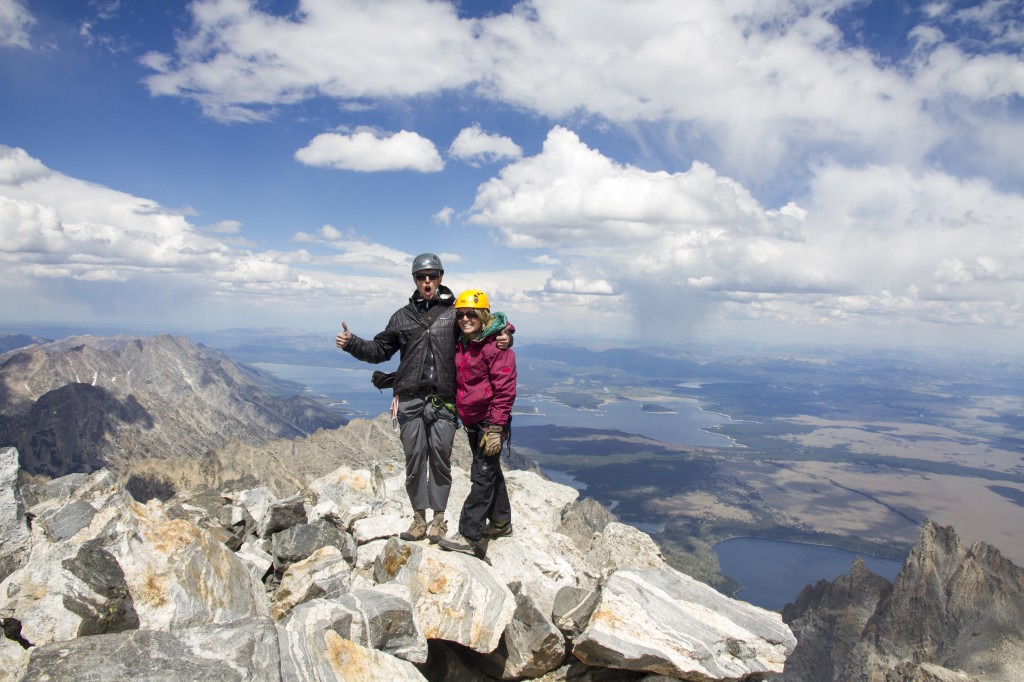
left=455, top=310, right=479, bottom=320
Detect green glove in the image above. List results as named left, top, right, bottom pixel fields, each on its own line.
left=481, top=424, right=504, bottom=456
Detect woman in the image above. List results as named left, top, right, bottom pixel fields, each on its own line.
left=437, top=289, right=517, bottom=559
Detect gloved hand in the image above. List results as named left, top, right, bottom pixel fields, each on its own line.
left=480, top=424, right=504, bottom=456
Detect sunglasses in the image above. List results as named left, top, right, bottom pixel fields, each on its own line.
left=455, top=310, right=479, bottom=320
left=414, top=271, right=441, bottom=281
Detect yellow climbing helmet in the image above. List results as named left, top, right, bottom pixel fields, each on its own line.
left=454, top=289, right=490, bottom=310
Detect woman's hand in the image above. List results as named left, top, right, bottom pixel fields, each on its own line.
left=481, top=424, right=504, bottom=456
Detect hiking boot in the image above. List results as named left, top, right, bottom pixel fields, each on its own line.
left=437, top=534, right=487, bottom=559
left=427, top=513, right=448, bottom=544
left=399, top=510, right=428, bottom=541
left=482, top=521, right=513, bottom=538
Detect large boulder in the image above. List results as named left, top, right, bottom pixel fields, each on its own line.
left=279, top=586, right=427, bottom=665
left=104, top=501, right=270, bottom=630
left=21, top=617, right=280, bottom=681
left=475, top=583, right=566, bottom=679
left=278, top=624, right=426, bottom=681
left=373, top=538, right=516, bottom=654
left=0, top=448, right=31, bottom=582
left=573, top=567, right=797, bottom=679
left=271, top=545, right=357, bottom=620
left=0, top=540, right=138, bottom=646
left=1, top=469, right=269, bottom=641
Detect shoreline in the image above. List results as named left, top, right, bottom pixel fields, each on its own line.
left=712, top=534, right=910, bottom=563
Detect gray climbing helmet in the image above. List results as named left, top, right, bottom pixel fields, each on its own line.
left=411, top=253, right=444, bottom=274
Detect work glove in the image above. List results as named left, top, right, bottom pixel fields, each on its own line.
left=480, top=424, right=504, bottom=456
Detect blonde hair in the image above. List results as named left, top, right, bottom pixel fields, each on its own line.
left=460, top=308, right=492, bottom=340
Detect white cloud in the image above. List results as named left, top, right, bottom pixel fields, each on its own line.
left=0, top=145, right=47, bottom=183
left=141, top=0, right=480, bottom=122
left=913, top=44, right=1024, bottom=99
left=0, top=147, right=231, bottom=272
left=945, top=0, right=1024, bottom=48
left=0, top=0, right=33, bottom=49
left=290, top=224, right=413, bottom=271
left=0, top=146, right=422, bottom=329
left=138, top=0, right=1023, bottom=190
left=214, top=254, right=292, bottom=283
left=433, top=206, right=454, bottom=225
left=469, top=127, right=792, bottom=245
left=203, top=219, right=243, bottom=234
left=466, top=127, right=1024, bottom=335
left=531, top=254, right=560, bottom=266
left=543, top=275, right=617, bottom=296
left=801, top=162, right=1024, bottom=301
left=449, top=124, right=522, bottom=164
left=294, top=129, right=444, bottom=172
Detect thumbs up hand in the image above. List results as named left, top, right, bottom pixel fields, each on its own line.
left=335, top=321, right=352, bottom=349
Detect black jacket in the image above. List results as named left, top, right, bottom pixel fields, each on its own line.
left=343, top=285, right=458, bottom=399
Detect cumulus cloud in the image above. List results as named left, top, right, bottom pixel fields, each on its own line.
left=543, top=275, right=617, bottom=296
left=0, top=146, right=231, bottom=273
left=0, top=146, right=420, bottom=328
left=469, top=127, right=795, bottom=245
left=141, top=0, right=479, bottom=122
left=449, top=124, right=522, bottom=164
left=801, top=162, right=1024, bottom=301
left=0, top=0, right=33, bottom=48
left=433, top=206, right=455, bottom=225
left=291, top=224, right=411, bottom=270
left=137, top=0, right=1024, bottom=194
left=294, top=129, right=444, bottom=172
left=466, top=127, right=1024, bottom=334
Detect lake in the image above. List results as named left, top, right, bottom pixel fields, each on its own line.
left=714, top=537, right=904, bottom=611
left=252, top=363, right=392, bottom=420
left=256, top=363, right=734, bottom=448
left=515, top=395, right=734, bottom=448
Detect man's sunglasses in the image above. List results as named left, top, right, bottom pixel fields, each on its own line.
left=455, top=310, right=479, bottom=320
left=414, top=271, right=441, bottom=281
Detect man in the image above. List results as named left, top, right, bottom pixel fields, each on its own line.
left=335, top=253, right=510, bottom=543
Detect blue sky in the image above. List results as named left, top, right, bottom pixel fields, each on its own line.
left=1, top=0, right=1022, bottom=352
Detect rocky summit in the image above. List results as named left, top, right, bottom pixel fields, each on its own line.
left=0, top=444, right=796, bottom=681
left=778, top=519, right=1024, bottom=682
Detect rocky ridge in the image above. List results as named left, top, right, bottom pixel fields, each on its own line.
left=0, top=442, right=796, bottom=681
left=0, top=335, right=48, bottom=356
left=0, top=334, right=345, bottom=493
left=778, top=519, right=1024, bottom=682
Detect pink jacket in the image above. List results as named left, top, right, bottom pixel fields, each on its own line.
left=455, top=320, right=516, bottom=427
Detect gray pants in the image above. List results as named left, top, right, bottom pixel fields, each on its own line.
left=397, top=395, right=456, bottom=511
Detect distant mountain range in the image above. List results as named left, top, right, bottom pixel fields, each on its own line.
left=0, top=333, right=345, bottom=499
left=0, top=334, right=51, bottom=355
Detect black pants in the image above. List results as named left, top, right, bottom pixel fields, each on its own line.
left=458, top=423, right=511, bottom=542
